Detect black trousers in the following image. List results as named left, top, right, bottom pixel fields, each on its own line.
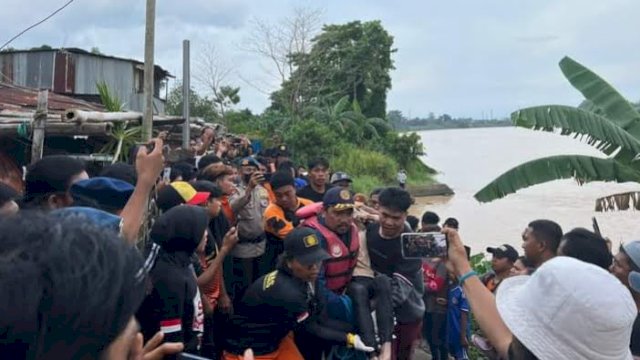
left=423, top=311, right=448, bottom=360
left=227, top=254, right=268, bottom=307
left=347, top=275, right=395, bottom=350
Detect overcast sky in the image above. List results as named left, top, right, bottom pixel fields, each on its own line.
left=2, top=0, right=639, bottom=119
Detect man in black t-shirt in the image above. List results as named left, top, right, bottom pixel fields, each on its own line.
left=297, top=157, right=332, bottom=202
left=354, top=187, right=425, bottom=359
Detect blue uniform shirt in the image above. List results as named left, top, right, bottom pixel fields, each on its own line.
left=447, top=284, right=471, bottom=348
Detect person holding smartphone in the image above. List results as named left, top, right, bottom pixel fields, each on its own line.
left=227, top=157, right=271, bottom=304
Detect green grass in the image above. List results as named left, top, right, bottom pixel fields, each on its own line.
left=406, top=158, right=437, bottom=187
left=351, top=175, right=383, bottom=194
left=331, top=149, right=436, bottom=195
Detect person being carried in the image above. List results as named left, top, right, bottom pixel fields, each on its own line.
left=353, top=187, right=425, bottom=360
left=296, top=187, right=389, bottom=359
left=224, top=227, right=373, bottom=360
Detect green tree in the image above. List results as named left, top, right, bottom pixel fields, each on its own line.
left=383, top=132, right=425, bottom=168
left=272, top=20, right=395, bottom=118
left=283, top=119, right=340, bottom=167
left=213, top=85, right=241, bottom=118
left=307, top=96, right=391, bottom=143
left=165, top=83, right=218, bottom=122
left=475, top=56, right=640, bottom=211
left=387, top=110, right=405, bottom=129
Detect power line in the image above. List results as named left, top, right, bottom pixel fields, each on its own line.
left=0, top=0, right=77, bottom=51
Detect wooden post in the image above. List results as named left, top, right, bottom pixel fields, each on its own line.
left=142, top=0, right=156, bottom=141
left=30, top=90, right=48, bottom=164
left=182, top=39, right=191, bottom=149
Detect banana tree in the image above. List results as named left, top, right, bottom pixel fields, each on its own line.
left=307, top=96, right=391, bottom=142
left=474, top=56, right=640, bottom=211
left=96, top=82, right=142, bottom=163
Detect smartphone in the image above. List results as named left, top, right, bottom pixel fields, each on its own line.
left=401, top=232, right=447, bottom=259
left=263, top=172, right=272, bottom=182
left=162, top=167, right=172, bottom=183
left=135, top=142, right=155, bottom=154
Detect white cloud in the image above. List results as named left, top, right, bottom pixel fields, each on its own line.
left=1, top=0, right=639, bottom=117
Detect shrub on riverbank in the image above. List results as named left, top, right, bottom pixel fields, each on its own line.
left=224, top=108, right=436, bottom=195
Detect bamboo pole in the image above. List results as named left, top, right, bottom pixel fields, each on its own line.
left=142, top=0, right=156, bottom=141
left=0, top=123, right=111, bottom=136
left=64, top=109, right=186, bottom=125
left=64, top=109, right=142, bottom=123
left=30, top=90, right=47, bottom=164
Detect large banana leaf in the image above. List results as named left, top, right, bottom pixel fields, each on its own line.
left=559, top=57, right=640, bottom=137
left=474, top=155, right=640, bottom=202
left=512, top=105, right=640, bottom=156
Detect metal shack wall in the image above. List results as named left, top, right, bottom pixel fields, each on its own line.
left=74, top=54, right=134, bottom=103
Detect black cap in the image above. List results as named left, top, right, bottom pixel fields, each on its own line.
left=276, top=145, right=291, bottom=157
left=486, top=244, right=519, bottom=262
left=322, top=187, right=355, bottom=211
left=70, top=177, right=134, bottom=210
left=240, top=157, right=261, bottom=168
left=284, top=227, right=330, bottom=265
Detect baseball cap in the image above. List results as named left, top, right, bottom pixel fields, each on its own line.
left=496, top=257, right=635, bottom=360
left=240, top=157, right=261, bottom=168
left=284, top=227, right=330, bottom=266
left=629, top=271, right=640, bottom=294
left=486, top=244, right=519, bottom=262
left=70, top=177, right=134, bottom=210
left=322, top=187, right=355, bottom=211
left=276, top=145, right=291, bottom=157
left=172, top=181, right=210, bottom=205
left=330, top=172, right=352, bottom=184
left=52, top=207, right=122, bottom=233
left=622, top=241, right=640, bottom=269
left=156, top=181, right=210, bottom=211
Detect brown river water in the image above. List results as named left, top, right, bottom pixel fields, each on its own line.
left=410, top=127, right=640, bottom=256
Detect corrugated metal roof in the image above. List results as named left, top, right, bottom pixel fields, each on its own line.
left=1, top=48, right=173, bottom=78
left=0, top=82, right=103, bottom=113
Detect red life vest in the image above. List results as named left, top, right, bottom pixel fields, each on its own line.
left=303, top=216, right=359, bottom=293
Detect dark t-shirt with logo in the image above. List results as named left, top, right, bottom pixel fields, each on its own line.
left=297, top=184, right=333, bottom=203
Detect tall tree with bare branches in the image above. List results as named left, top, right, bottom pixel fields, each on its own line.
left=241, top=7, right=323, bottom=115
left=194, top=42, right=240, bottom=119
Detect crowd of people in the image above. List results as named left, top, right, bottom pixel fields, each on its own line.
left=0, top=125, right=639, bottom=360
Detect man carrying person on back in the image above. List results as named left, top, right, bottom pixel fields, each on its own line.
left=521, top=219, right=563, bottom=269
left=295, top=187, right=363, bottom=359
left=297, top=157, right=332, bottom=202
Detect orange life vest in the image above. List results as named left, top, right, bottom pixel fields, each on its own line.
left=304, top=216, right=359, bottom=293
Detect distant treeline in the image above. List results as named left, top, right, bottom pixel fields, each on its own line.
left=387, top=110, right=512, bottom=131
